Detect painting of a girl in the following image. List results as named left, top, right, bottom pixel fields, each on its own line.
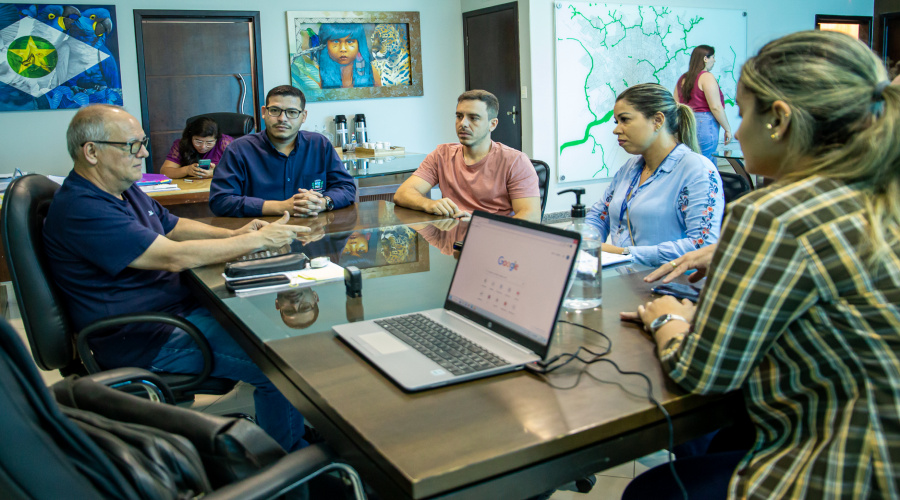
left=318, top=23, right=381, bottom=89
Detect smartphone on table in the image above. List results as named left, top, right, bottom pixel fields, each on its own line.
left=651, top=282, right=701, bottom=302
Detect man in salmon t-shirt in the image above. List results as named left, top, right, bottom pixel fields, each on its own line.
left=393, top=90, right=541, bottom=222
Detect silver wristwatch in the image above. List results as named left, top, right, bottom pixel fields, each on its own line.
left=649, top=314, right=688, bottom=336
left=621, top=247, right=631, bottom=255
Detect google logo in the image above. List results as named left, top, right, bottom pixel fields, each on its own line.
left=497, top=256, right=519, bottom=271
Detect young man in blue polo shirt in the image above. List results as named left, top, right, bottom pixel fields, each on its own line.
left=43, top=104, right=311, bottom=452
left=209, top=85, right=357, bottom=217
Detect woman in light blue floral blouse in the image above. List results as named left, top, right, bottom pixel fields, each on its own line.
left=586, top=83, right=724, bottom=266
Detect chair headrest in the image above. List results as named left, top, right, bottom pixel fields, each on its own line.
left=185, top=113, right=256, bottom=138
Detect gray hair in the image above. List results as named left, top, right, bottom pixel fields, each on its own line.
left=66, top=104, right=120, bottom=160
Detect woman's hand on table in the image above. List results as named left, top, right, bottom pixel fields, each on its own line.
left=188, top=162, right=215, bottom=178
left=644, top=244, right=717, bottom=284
left=620, top=296, right=695, bottom=334
left=601, top=243, right=626, bottom=254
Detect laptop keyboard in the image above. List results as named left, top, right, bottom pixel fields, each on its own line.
left=375, top=314, right=510, bottom=376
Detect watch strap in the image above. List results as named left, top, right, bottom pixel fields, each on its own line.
left=649, top=313, right=688, bottom=337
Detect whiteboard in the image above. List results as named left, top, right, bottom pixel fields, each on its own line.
left=555, top=3, right=747, bottom=182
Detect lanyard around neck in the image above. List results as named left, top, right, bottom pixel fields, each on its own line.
left=619, top=165, right=646, bottom=227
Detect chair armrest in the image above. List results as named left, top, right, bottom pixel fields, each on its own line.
left=206, top=444, right=362, bottom=500
left=76, top=312, right=213, bottom=392
left=81, top=367, right=177, bottom=404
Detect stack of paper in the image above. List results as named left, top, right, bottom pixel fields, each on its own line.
left=224, top=262, right=345, bottom=297
left=601, top=251, right=634, bottom=267
left=140, top=184, right=180, bottom=193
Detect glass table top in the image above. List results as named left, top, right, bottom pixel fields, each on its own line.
left=342, top=153, right=427, bottom=179
left=192, top=214, right=647, bottom=345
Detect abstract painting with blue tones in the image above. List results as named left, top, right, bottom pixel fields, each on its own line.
left=0, top=4, right=122, bottom=111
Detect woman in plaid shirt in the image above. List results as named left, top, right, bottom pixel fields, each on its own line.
left=624, top=30, right=900, bottom=499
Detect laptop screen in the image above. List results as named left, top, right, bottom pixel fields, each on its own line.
left=446, top=214, right=579, bottom=350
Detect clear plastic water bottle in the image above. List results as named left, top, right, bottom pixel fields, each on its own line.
left=559, top=188, right=602, bottom=309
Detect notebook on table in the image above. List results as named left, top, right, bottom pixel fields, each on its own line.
left=334, top=211, right=581, bottom=392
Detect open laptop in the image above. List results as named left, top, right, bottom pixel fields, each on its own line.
left=334, top=211, right=581, bottom=391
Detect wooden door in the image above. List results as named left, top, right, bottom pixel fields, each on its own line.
left=875, top=0, right=900, bottom=66
left=884, top=13, right=900, bottom=69
left=463, top=3, right=522, bottom=151
left=134, top=11, right=264, bottom=173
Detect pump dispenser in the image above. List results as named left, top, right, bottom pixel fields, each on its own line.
left=558, top=188, right=602, bottom=309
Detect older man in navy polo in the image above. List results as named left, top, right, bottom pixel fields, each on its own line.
left=43, top=104, right=310, bottom=451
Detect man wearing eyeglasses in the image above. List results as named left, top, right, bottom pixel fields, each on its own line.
left=209, top=85, right=357, bottom=217
left=43, top=104, right=313, bottom=452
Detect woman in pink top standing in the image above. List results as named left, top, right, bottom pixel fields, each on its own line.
left=676, top=45, right=732, bottom=164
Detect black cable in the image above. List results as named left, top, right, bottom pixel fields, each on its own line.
left=526, top=320, right=689, bottom=500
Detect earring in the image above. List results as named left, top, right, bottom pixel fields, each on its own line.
left=770, top=132, right=781, bottom=141
left=766, top=123, right=773, bottom=129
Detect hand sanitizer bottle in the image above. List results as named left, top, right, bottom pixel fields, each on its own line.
left=558, top=188, right=602, bottom=309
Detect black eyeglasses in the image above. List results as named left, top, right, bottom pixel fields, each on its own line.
left=265, top=107, right=303, bottom=119
left=83, top=136, right=150, bottom=155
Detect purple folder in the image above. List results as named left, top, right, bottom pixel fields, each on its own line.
left=136, top=173, right=172, bottom=186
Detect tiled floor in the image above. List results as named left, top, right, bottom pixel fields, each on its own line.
left=2, top=282, right=673, bottom=499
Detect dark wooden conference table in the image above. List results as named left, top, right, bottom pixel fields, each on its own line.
left=188, top=201, right=744, bottom=500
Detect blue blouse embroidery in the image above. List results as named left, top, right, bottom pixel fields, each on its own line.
left=585, top=144, right=725, bottom=266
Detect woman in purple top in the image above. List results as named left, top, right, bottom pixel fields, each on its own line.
left=676, top=45, right=732, bottom=164
left=160, top=117, right=233, bottom=179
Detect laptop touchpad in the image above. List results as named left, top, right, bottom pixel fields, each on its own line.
left=359, top=332, right=409, bottom=355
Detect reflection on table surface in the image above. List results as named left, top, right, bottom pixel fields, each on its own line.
left=713, top=142, right=744, bottom=158
left=190, top=201, right=644, bottom=345
left=342, top=153, right=427, bottom=179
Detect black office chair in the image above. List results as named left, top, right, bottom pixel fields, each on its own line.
left=720, top=172, right=752, bottom=205
left=530, top=159, right=550, bottom=218
left=0, top=174, right=234, bottom=400
left=185, top=112, right=256, bottom=138
left=0, top=316, right=364, bottom=500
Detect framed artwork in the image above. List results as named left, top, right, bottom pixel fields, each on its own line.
left=0, top=4, right=123, bottom=111
left=286, top=10, right=423, bottom=102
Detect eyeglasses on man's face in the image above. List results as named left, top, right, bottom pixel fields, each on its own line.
left=265, top=106, right=303, bottom=119
left=84, top=136, right=150, bottom=155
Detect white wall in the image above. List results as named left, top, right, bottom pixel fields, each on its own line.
left=0, top=0, right=466, bottom=176
left=526, top=0, right=875, bottom=214
left=1, top=0, right=877, bottom=208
